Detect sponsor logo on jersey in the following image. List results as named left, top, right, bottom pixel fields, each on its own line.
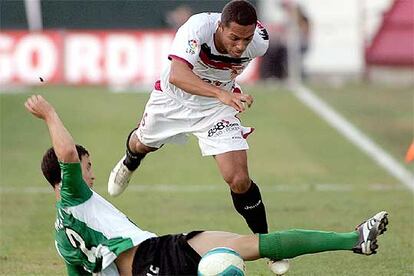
left=208, top=119, right=240, bottom=137
left=186, top=39, right=198, bottom=55
left=201, top=78, right=225, bottom=87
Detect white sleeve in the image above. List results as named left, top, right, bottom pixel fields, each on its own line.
left=168, top=15, right=208, bottom=68
left=249, top=21, right=270, bottom=58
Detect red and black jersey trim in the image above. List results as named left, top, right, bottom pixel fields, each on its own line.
left=201, top=44, right=249, bottom=64
left=168, top=55, right=194, bottom=69
left=199, top=43, right=250, bottom=70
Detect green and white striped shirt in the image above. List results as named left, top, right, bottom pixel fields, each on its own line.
left=54, top=162, right=156, bottom=275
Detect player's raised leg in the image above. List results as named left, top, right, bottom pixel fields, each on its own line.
left=188, top=211, right=389, bottom=261
left=214, top=150, right=268, bottom=234
left=108, top=128, right=158, bottom=196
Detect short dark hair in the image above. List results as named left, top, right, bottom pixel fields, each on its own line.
left=41, top=145, right=89, bottom=188
left=221, top=0, right=257, bottom=27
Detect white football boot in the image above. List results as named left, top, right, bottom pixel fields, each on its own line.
left=352, top=211, right=389, bottom=255
left=108, top=155, right=134, bottom=196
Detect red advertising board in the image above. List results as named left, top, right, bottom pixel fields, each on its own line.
left=0, top=31, right=259, bottom=86
left=0, top=31, right=63, bottom=84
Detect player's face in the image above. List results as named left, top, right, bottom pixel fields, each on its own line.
left=219, top=22, right=255, bottom=57
left=80, top=155, right=95, bottom=188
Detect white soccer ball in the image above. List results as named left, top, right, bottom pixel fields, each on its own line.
left=198, top=247, right=246, bottom=276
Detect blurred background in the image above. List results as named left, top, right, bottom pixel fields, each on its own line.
left=1, top=0, right=413, bottom=275
left=1, top=0, right=413, bottom=87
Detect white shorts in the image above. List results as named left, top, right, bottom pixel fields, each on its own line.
left=134, top=89, right=254, bottom=156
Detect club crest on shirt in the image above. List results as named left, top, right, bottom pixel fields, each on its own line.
left=186, top=39, right=198, bottom=55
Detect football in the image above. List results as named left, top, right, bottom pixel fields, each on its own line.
left=197, top=247, right=246, bottom=276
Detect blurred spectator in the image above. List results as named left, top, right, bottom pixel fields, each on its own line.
left=260, top=23, right=288, bottom=79
left=165, top=5, right=193, bottom=30
left=260, top=1, right=310, bottom=81
left=295, top=4, right=310, bottom=79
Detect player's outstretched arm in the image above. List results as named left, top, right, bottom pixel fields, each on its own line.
left=169, top=59, right=253, bottom=112
left=25, top=95, right=79, bottom=163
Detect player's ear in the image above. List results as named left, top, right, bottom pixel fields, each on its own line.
left=218, top=21, right=224, bottom=31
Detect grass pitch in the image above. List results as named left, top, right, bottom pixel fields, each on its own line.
left=1, top=83, right=413, bottom=275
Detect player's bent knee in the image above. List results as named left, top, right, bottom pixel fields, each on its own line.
left=226, top=175, right=251, bottom=194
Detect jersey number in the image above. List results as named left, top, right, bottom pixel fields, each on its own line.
left=66, top=228, right=97, bottom=263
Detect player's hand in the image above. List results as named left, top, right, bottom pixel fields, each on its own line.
left=24, top=95, right=56, bottom=121
left=217, top=92, right=253, bottom=112
left=235, top=93, right=253, bottom=109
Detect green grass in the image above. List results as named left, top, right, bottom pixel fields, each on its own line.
left=309, top=82, right=413, bottom=163
left=1, top=84, right=413, bottom=275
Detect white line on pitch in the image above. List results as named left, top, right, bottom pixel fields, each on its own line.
left=0, top=183, right=404, bottom=194
left=291, top=84, right=414, bottom=192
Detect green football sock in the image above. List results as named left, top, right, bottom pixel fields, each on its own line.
left=259, top=229, right=359, bottom=260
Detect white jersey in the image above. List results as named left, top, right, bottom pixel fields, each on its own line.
left=160, top=12, right=269, bottom=110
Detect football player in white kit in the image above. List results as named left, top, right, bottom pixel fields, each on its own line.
left=109, top=0, right=270, bottom=235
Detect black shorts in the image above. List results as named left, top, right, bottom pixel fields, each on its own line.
left=132, top=231, right=203, bottom=276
